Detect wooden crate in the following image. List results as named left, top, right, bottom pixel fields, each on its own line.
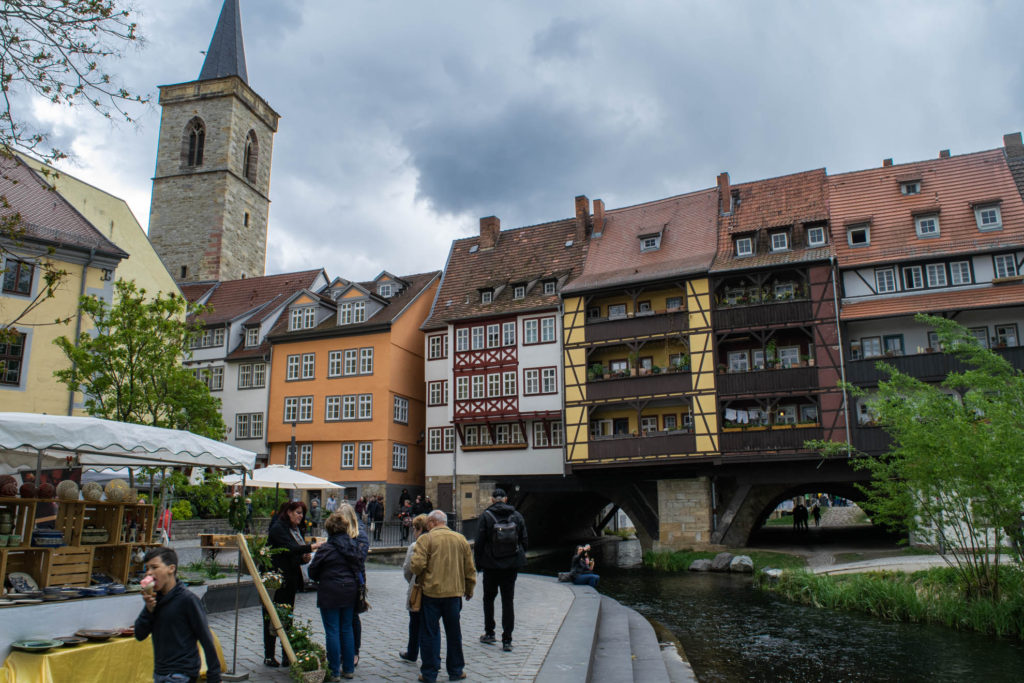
left=55, top=501, right=86, bottom=546
left=82, top=502, right=123, bottom=544
left=121, top=504, right=155, bottom=543
left=92, top=544, right=130, bottom=583
left=5, top=548, right=49, bottom=589
left=0, top=497, right=37, bottom=548
left=46, top=546, right=93, bottom=587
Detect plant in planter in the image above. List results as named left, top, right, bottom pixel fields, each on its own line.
left=801, top=354, right=815, bottom=367
left=290, top=650, right=326, bottom=683
left=588, top=363, right=605, bottom=382
left=717, top=363, right=727, bottom=374
left=627, top=351, right=639, bottom=375
left=765, top=340, right=778, bottom=368
left=652, top=365, right=662, bottom=374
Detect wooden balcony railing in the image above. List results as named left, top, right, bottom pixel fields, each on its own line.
left=716, top=366, right=818, bottom=395
left=586, top=371, right=692, bottom=401
left=586, top=431, right=697, bottom=460
left=585, top=310, right=688, bottom=343
left=846, top=347, right=1024, bottom=386
left=719, top=425, right=823, bottom=452
left=712, top=299, right=813, bottom=329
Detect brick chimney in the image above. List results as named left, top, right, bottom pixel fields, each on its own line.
left=479, top=216, right=500, bottom=250
left=939, top=149, right=950, bottom=159
left=1004, top=132, right=1024, bottom=159
left=592, top=199, right=605, bottom=235
left=717, top=172, right=731, bottom=214
left=574, top=195, right=590, bottom=243
left=882, top=158, right=893, bottom=167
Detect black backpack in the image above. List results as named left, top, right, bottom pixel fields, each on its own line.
left=485, top=510, right=519, bottom=558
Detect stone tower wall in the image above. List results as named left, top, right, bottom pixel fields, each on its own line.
left=148, top=77, right=278, bottom=282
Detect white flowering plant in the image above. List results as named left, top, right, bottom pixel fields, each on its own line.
left=261, top=570, right=284, bottom=591
left=246, top=535, right=285, bottom=571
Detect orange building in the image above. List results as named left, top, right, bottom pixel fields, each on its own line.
left=265, top=271, right=441, bottom=507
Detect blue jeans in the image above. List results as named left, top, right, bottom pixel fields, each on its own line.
left=573, top=573, right=600, bottom=588
left=420, top=595, right=464, bottom=682
left=320, top=605, right=356, bottom=675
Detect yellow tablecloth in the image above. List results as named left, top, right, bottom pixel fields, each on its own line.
left=3, top=630, right=225, bottom=683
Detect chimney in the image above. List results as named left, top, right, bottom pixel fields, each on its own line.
left=574, top=195, right=590, bottom=243
left=717, top=172, right=731, bottom=214
left=592, top=199, right=605, bottom=235
left=939, top=149, right=950, bottom=159
left=1004, top=132, right=1024, bottom=159
left=479, top=216, right=500, bottom=250
left=882, top=158, right=893, bottom=167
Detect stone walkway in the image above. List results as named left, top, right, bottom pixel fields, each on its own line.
left=209, top=567, right=573, bottom=682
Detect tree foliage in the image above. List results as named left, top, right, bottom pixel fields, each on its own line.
left=0, top=0, right=146, bottom=161
left=52, top=278, right=225, bottom=439
left=810, top=314, right=1024, bottom=599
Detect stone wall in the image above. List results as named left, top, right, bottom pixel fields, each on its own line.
left=655, top=477, right=715, bottom=550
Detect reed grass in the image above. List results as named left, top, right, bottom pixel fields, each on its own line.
left=757, top=565, right=1024, bottom=639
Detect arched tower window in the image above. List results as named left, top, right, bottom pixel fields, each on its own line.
left=243, top=130, right=258, bottom=182
left=183, top=117, right=206, bottom=167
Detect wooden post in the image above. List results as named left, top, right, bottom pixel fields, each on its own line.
left=235, top=533, right=296, bottom=665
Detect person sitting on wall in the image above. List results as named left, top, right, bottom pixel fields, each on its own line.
left=569, top=544, right=599, bottom=588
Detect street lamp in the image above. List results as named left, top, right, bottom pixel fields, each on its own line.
left=286, top=421, right=297, bottom=469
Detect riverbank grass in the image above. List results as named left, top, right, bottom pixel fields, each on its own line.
left=758, top=566, right=1024, bottom=639
left=644, top=549, right=806, bottom=572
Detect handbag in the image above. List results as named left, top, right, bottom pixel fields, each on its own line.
left=357, top=582, right=371, bottom=613
left=408, top=581, right=422, bottom=613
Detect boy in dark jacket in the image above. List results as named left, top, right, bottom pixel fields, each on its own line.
left=135, top=546, right=222, bottom=683
left=474, top=488, right=527, bottom=651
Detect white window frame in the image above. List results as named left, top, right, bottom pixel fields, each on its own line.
left=994, top=254, right=1018, bottom=279
left=342, top=395, right=357, bottom=420
left=503, top=371, right=516, bottom=396
left=358, top=442, right=372, bottom=468
left=487, top=373, right=501, bottom=397
left=456, top=376, right=469, bottom=400
left=301, top=353, right=315, bottom=379
left=806, top=226, right=826, bottom=246
left=975, top=204, right=1002, bottom=231
left=471, top=375, right=485, bottom=399
left=533, top=422, right=549, bottom=447
left=344, top=349, right=358, bottom=375
left=926, top=263, right=947, bottom=287
left=428, top=334, right=447, bottom=360
left=541, top=367, right=557, bottom=393
left=778, top=346, right=800, bottom=369
left=284, top=397, right=298, bottom=423
left=341, top=443, right=355, bottom=468
left=524, top=369, right=540, bottom=395
left=523, top=319, right=538, bottom=344
left=427, top=429, right=443, bottom=454
left=903, top=266, right=923, bottom=290
left=502, top=321, right=516, bottom=346
left=328, top=350, right=343, bottom=377
left=299, top=444, right=312, bottom=469
left=915, top=214, right=940, bottom=238
left=394, top=396, right=409, bottom=424
left=360, top=347, right=374, bottom=374
left=245, top=327, right=259, bottom=348
left=464, top=425, right=478, bottom=446
left=392, top=443, right=408, bottom=471
left=735, top=237, right=753, bottom=257
left=950, top=261, right=972, bottom=285
left=770, top=232, right=789, bottom=252
left=513, top=285, right=525, bottom=300
left=640, top=235, right=661, bottom=252
left=428, top=381, right=447, bottom=406
left=378, top=282, right=394, bottom=297
left=540, top=316, right=556, bottom=343
left=443, top=427, right=454, bottom=452
left=481, top=290, right=493, bottom=304
left=640, top=416, right=658, bottom=433
left=901, top=181, right=920, bottom=195
left=486, top=324, right=500, bottom=348
left=298, top=396, right=313, bottom=422
left=325, top=396, right=341, bottom=421
left=848, top=225, right=870, bottom=247
left=358, top=394, right=372, bottom=419
left=875, top=268, right=896, bottom=293
left=543, top=281, right=556, bottom=295
left=353, top=301, right=366, bottom=323
left=727, top=351, right=749, bottom=372
left=471, top=326, right=485, bottom=350
left=456, top=329, right=469, bottom=352
left=286, top=355, right=300, bottom=380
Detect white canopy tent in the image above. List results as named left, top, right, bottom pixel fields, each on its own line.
left=0, top=412, right=256, bottom=474
left=222, top=464, right=343, bottom=490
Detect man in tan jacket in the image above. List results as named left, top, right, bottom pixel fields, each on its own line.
left=410, top=509, right=476, bottom=683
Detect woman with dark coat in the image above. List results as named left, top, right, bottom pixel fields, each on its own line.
left=308, top=505, right=368, bottom=680
left=264, top=500, right=322, bottom=668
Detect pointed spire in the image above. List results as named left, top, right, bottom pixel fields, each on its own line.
left=199, top=0, right=249, bottom=84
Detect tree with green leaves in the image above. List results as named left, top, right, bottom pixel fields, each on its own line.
left=810, top=314, right=1024, bottom=600
left=53, top=278, right=225, bottom=440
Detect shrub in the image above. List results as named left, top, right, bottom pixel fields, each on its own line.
left=171, top=499, right=193, bottom=520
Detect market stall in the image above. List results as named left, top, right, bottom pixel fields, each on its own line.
left=0, top=413, right=254, bottom=666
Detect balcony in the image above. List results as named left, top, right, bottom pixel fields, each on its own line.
left=712, top=299, right=813, bottom=330
left=586, top=370, right=692, bottom=401
left=585, top=309, right=688, bottom=344
left=847, top=347, right=1024, bottom=386
left=716, top=366, right=818, bottom=395
left=719, top=425, right=823, bottom=453
left=852, top=425, right=891, bottom=455
left=586, top=431, right=696, bottom=460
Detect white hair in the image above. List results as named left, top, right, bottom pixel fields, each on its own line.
left=428, top=509, right=447, bottom=525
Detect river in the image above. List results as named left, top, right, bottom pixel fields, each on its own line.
left=530, top=539, right=1024, bottom=682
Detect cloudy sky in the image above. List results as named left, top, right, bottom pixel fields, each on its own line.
left=27, top=0, right=1024, bottom=282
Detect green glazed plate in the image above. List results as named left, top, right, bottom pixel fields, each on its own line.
left=11, top=639, right=63, bottom=652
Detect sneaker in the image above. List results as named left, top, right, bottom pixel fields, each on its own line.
left=503, top=641, right=513, bottom=652
left=479, top=633, right=497, bottom=644
left=264, top=657, right=280, bottom=668
left=399, top=651, right=417, bottom=662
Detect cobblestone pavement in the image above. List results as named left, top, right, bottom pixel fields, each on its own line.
left=208, top=567, right=573, bottom=682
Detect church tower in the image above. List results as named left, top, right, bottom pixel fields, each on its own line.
left=147, top=0, right=280, bottom=282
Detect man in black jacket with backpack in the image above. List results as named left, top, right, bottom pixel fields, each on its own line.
left=474, top=488, right=527, bottom=652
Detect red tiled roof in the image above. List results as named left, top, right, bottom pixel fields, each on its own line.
left=841, top=282, right=1024, bottom=320
left=271, top=270, right=441, bottom=339
left=179, top=282, right=218, bottom=303
left=565, top=189, right=719, bottom=292
left=225, top=339, right=270, bottom=361
left=829, top=149, right=1024, bottom=267
left=711, top=169, right=832, bottom=271
left=423, top=220, right=588, bottom=328
left=0, top=155, right=127, bottom=258
left=191, top=269, right=325, bottom=326
left=723, top=169, right=829, bottom=234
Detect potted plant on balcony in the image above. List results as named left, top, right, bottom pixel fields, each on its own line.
left=766, top=340, right=777, bottom=368
left=652, top=365, right=662, bottom=374
left=801, top=353, right=815, bottom=367
left=717, top=362, right=727, bottom=374
left=588, top=363, right=605, bottom=382
left=627, top=351, right=639, bottom=376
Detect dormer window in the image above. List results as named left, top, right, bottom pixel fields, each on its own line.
left=245, top=327, right=259, bottom=348
left=770, top=231, right=789, bottom=252
left=735, top=237, right=753, bottom=257
left=901, top=181, right=921, bottom=195
left=338, top=301, right=366, bottom=325
left=975, top=204, right=1002, bottom=231
left=806, top=226, right=826, bottom=246
left=915, top=214, right=940, bottom=238
left=513, top=285, right=525, bottom=300
left=378, top=283, right=395, bottom=298
left=289, top=306, right=316, bottom=331
left=639, top=233, right=661, bottom=252
left=481, top=290, right=493, bottom=304
left=543, top=281, right=556, bottom=295
left=848, top=224, right=870, bottom=247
